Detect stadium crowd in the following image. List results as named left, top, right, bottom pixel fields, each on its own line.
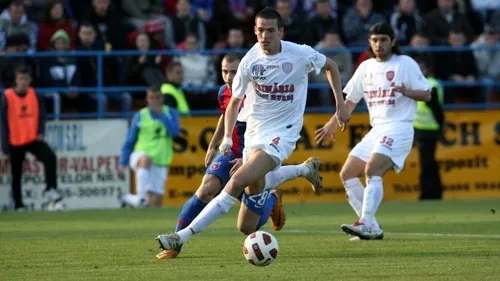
left=0, top=0, right=499, bottom=114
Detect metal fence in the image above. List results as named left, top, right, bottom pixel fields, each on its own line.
left=2, top=45, right=500, bottom=119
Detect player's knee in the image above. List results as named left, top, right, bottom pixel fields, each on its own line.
left=225, top=175, right=247, bottom=194
left=137, top=155, right=152, bottom=168
left=364, top=164, right=381, bottom=178
left=339, top=166, right=356, bottom=182
left=237, top=221, right=255, bottom=235
left=196, top=175, right=221, bottom=202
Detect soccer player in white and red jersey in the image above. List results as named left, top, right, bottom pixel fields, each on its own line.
left=155, top=7, right=350, bottom=250
left=316, top=22, right=432, bottom=240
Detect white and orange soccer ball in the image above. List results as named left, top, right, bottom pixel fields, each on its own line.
left=243, top=231, right=279, bottom=266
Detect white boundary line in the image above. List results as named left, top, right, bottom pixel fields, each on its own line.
left=283, top=229, right=500, bottom=239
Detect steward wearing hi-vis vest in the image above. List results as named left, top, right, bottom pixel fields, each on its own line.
left=413, top=72, right=445, bottom=200
left=0, top=65, right=61, bottom=211
left=413, top=77, right=444, bottom=132
left=161, top=62, right=190, bottom=114
left=119, top=86, right=180, bottom=207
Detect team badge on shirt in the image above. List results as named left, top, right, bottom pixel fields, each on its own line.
left=282, top=62, right=293, bottom=74
left=210, top=161, right=221, bottom=170
left=386, top=71, right=395, bottom=82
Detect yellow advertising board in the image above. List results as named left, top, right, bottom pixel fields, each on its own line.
left=153, top=110, right=500, bottom=206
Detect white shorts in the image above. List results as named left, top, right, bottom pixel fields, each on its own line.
left=349, top=122, right=414, bottom=174
left=242, top=134, right=297, bottom=170
left=129, top=151, right=168, bottom=195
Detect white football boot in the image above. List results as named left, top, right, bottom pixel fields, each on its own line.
left=303, top=157, right=323, bottom=194
left=342, top=221, right=384, bottom=240
left=156, top=233, right=182, bottom=250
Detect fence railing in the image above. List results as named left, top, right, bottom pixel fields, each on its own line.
left=2, top=45, right=500, bottom=119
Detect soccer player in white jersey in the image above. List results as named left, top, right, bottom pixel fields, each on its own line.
left=155, top=8, right=350, bottom=250
left=316, top=23, right=432, bottom=240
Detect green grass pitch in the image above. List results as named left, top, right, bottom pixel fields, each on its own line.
left=1, top=199, right=500, bottom=281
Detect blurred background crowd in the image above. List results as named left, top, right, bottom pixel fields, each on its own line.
left=0, top=0, right=499, bottom=114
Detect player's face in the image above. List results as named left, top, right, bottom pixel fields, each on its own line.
left=369, top=34, right=395, bottom=60
left=147, top=91, right=163, bottom=108
left=254, top=18, right=283, bottom=53
left=15, top=73, right=31, bottom=91
left=221, top=59, right=240, bottom=88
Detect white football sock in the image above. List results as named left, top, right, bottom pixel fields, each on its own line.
left=122, top=193, right=141, bottom=208
left=136, top=168, right=151, bottom=200
left=361, top=176, right=384, bottom=228
left=343, top=178, right=365, bottom=217
left=177, top=190, right=237, bottom=244
left=264, top=165, right=308, bottom=190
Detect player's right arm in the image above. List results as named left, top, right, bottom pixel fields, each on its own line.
left=219, top=59, right=248, bottom=155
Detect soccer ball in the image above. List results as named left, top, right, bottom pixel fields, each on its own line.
left=243, top=231, right=279, bottom=266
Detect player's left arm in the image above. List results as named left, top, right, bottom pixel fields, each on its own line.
left=159, top=107, right=181, bottom=137
left=395, top=57, right=432, bottom=101
left=323, top=57, right=346, bottom=107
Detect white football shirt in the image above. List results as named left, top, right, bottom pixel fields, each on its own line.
left=232, top=41, right=326, bottom=139
left=343, top=54, right=431, bottom=127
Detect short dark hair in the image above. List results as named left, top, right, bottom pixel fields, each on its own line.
left=15, top=64, right=31, bottom=76
left=10, top=0, right=24, bottom=7
left=79, top=21, right=95, bottom=31
left=166, top=61, right=182, bottom=72
left=148, top=84, right=161, bottom=93
left=223, top=52, right=244, bottom=63
left=367, top=22, right=402, bottom=58
left=255, top=8, right=282, bottom=28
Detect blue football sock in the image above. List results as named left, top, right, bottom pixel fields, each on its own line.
left=255, top=192, right=277, bottom=230
left=173, top=194, right=207, bottom=252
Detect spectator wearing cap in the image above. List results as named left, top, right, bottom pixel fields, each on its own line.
left=0, top=0, right=38, bottom=52
left=39, top=29, right=84, bottom=113
left=37, top=0, right=76, bottom=51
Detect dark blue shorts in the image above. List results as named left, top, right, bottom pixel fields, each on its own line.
left=205, top=152, right=235, bottom=187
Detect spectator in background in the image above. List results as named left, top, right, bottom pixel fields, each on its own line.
left=0, top=0, right=37, bottom=52
left=215, top=27, right=248, bottom=85
left=190, top=0, right=219, bottom=47
left=312, top=30, right=352, bottom=105
left=1, top=65, right=64, bottom=212
left=122, top=0, right=167, bottom=29
left=214, top=0, right=256, bottom=35
left=175, top=33, right=216, bottom=108
left=390, top=0, right=424, bottom=46
left=80, top=0, right=126, bottom=51
left=0, top=34, right=37, bottom=88
left=303, top=0, right=337, bottom=19
left=308, top=0, right=339, bottom=46
left=165, top=0, right=206, bottom=50
left=490, top=9, right=500, bottom=31
left=76, top=22, right=131, bottom=113
left=161, top=61, right=191, bottom=115
left=142, top=19, right=171, bottom=67
left=342, top=0, right=386, bottom=47
left=37, top=0, right=76, bottom=51
left=407, top=32, right=432, bottom=59
left=424, top=0, right=474, bottom=45
left=39, top=29, right=83, bottom=113
left=436, top=29, right=479, bottom=103
left=275, top=0, right=307, bottom=44
left=126, top=32, right=165, bottom=87
left=471, top=25, right=500, bottom=96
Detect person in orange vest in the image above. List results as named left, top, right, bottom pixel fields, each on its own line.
left=0, top=65, right=63, bottom=212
